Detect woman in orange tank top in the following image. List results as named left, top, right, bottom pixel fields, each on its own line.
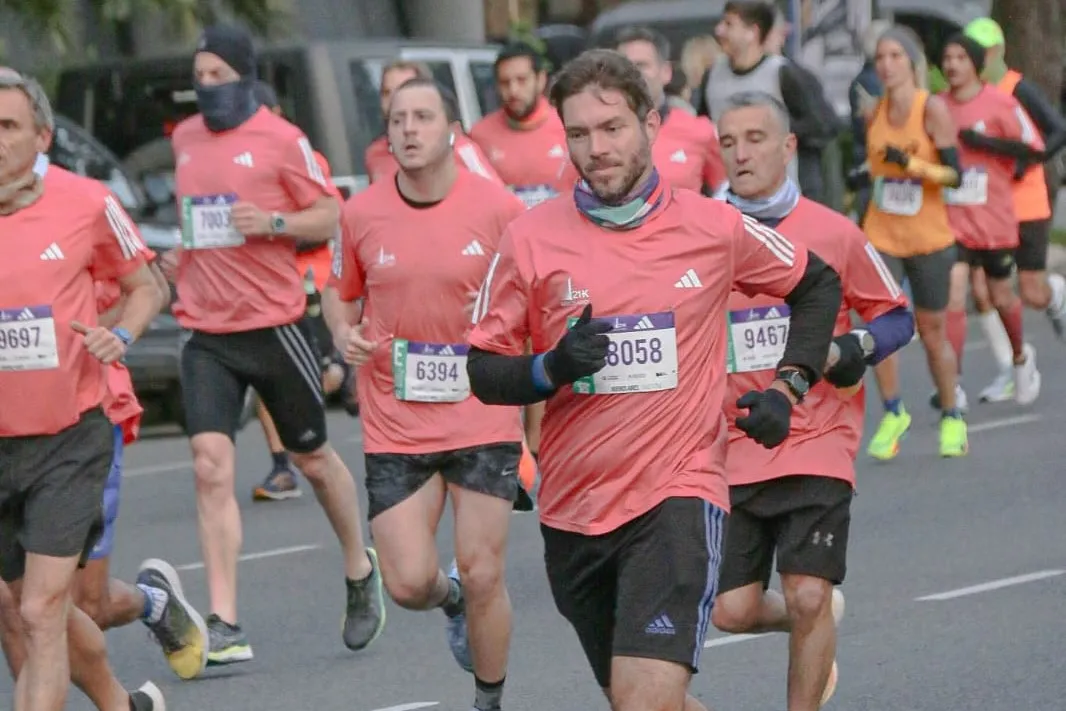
left=862, top=27, right=969, bottom=461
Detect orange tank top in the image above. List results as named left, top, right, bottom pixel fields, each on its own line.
left=997, top=70, right=1052, bottom=222
left=864, top=90, right=955, bottom=257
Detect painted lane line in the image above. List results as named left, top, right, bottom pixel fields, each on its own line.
left=370, top=704, right=439, bottom=711
left=174, top=544, right=322, bottom=572
left=125, top=461, right=191, bottom=477
left=967, top=413, right=1042, bottom=433
left=915, top=569, right=1065, bottom=601
left=703, top=632, right=774, bottom=648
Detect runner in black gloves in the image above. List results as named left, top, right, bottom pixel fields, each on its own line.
left=823, top=333, right=867, bottom=388
left=734, top=379, right=797, bottom=449
left=542, top=304, right=612, bottom=387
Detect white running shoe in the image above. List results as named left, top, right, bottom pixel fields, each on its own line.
left=928, top=383, right=969, bottom=414
left=978, top=368, right=1015, bottom=403
left=1013, top=343, right=1041, bottom=405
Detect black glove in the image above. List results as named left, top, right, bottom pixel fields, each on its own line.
left=845, top=165, right=871, bottom=192
left=543, top=303, right=612, bottom=386
left=824, top=333, right=867, bottom=388
left=735, top=388, right=793, bottom=449
left=882, top=145, right=910, bottom=168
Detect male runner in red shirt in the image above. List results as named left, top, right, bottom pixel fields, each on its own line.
left=940, top=35, right=1040, bottom=406
left=328, top=77, right=525, bottom=711
left=616, top=26, right=726, bottom=195
left=163, top=24, right=384, bottom=665
left=0, top=72, right=165, bottom=711
left=466, top=50, right=842, bottom=711
left=248, top=80, right=349, bottom=501
left=365, top=61, right=501, bottom=185
left=709, top=91, right=913, bottom=711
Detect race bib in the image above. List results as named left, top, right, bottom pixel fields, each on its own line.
left=944, top=168, right=988, bottom=206
left=512, top=185, right=558, bottom=209
left=0, top=305, right=59, bottom=371
left=875, top=177, right=923, bottom=216
left=726, top=305, right=790, bottom=374
left=571, top=312, right=678, bottom=395
left=391, top=339, right=470, bottom=403
left=181, top=194, right=245, bottom=249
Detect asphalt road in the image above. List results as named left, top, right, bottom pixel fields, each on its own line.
left=2, top=312, right=1065, bottom=711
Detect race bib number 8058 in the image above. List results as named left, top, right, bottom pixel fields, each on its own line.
left=571, top=311, right=679, bottom=395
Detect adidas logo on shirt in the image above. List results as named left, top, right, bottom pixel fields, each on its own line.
left=462, top=240, right=486, bottom=256
left=233, top=152, right=254, bottom=167
left=674, top=268, right=702, bottom=289
left=632, top=316, right=655, bottom=330
left=644, top=614, right=676, bottom=636
left=670, top=149, right=687, bottom=163
left=40, top=243, right=65, bottom=260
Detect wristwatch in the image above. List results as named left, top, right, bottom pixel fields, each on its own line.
left=850, top=329, right=876, bottom=359
left=775, top=368, right=810, bottom=403
left=111, top=327, right=134, bottom=347
left=269, top=212, right=287, bottom=236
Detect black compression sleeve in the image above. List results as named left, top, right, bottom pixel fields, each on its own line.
left=467, top=348, right=550, bottom=406
left=1014, top=78, right=1066, bottom=158
left=937, top=146, right=963, bottom=188
left=780, top=251, right=842, bottom=385
left=960, top=132, right=1044, bottom=160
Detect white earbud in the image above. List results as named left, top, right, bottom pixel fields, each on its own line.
left=449, top=133, right=455, bottom=147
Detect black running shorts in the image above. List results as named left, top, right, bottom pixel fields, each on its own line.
left=364, top=442, right=522, bottom=520
left=956, top=244, right=1017, bottom=280
left=878, top=244, right=956, bottom=311
left=180, top=320, right=327, bottom=453
left=717, top=475, right=853, bottom=595
left=0, top=408, right=112, bottom=582
left=542, top=497, right=726, bottom=689
left=1015, top=219, right=1050, bottom=272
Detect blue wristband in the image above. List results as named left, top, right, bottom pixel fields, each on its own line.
left=111, top=327, right=133, bottom=347
left=531, top=354, right=555, bottom=393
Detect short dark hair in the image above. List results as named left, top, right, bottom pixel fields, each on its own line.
left=615, top=26, right=671, bottom=62
left=723, top=1, right=776, bottom=43
left=494, top=41, right=545, bottom=76
left=548, top=49, right=654, bottom=122
left=392, top=77, right=460, bottom=124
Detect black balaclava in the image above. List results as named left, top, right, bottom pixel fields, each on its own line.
left=194, top=24, right=259, bottom=132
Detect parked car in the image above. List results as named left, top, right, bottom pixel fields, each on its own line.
left=49, top=114, right=256, bottom=430
left=53, top=38, right=501, bottom=201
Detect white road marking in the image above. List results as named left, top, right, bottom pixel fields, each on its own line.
left=967, top=413, right=1042, bottom=433
left=915, top=569, right=1065, bottom=601
left=125, top=461, right=191, bottom=478
left=703, top=632, right=774, bottom=648
left=370, top=704, right=439, bottom=711
left=174, top=544, right=322, bottom=572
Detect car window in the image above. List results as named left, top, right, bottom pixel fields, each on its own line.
left=469, top=61, right=500, bottom=116
left=424, top=62, right=458, bottom=97
left=49, top=119, right=142, bottom=214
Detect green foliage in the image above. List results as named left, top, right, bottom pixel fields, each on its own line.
left=508, top=19, right=553, bottom=74
left=0, top=0, right=276, bottom=58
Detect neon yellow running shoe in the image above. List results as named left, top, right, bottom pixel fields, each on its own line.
left=867, top=407, right=912, bottom=461
left=939, top=415, right=968, bottom=457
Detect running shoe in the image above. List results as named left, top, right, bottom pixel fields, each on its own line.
left=206, top=614, right=253, bottom=666
left=136, top=559, right=209, bottom=680
left=129, top=681, right=165, bottom=711
left=926, top=383, right=969, bottom=413
left=252, top=465, right=302, bottom=501
left=1013, top=344, right=1041, bottom=405
left=445, top=559, right=474, bottom=673
left=343, top=547, right=387, bottom=650
left=867, top=407, right=912, bottom=461
left=978, top=368, right=1014, bottom=403
left=939, top=415, right=968, bottom=458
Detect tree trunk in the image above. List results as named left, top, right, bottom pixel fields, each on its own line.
left=993, top=0, right=1062, bottom=105
left=993, top=0, right=1064, bottom=186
